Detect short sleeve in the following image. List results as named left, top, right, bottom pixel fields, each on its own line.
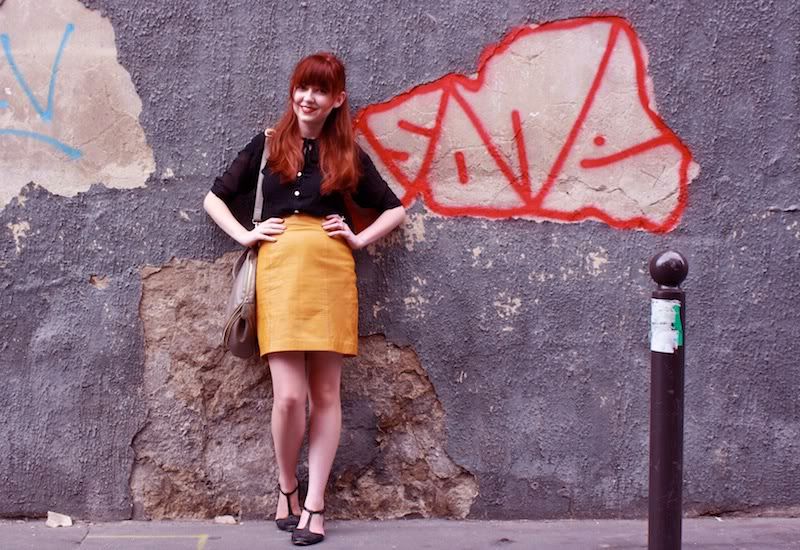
left=210, top=133, right=266, bottom=202
left=351, top=149, right=402, bottom=212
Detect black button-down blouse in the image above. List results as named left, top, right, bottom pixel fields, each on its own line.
left=211, top=132, right=402, bottom=224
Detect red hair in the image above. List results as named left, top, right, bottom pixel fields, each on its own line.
left=268, top=52, right=361, bottom=194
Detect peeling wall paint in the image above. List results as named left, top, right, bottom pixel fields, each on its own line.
left=6, top=219, right=28, bottom=253
left=0, top=0, right=798, bottom=522
left=357, top=17, right=699, bottom=232
left=0, top=0, right=154, bottom=207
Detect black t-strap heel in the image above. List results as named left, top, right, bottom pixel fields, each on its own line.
left=275, top=480, right=301, bottom=532
left=291, top=505, right=326, bottom=546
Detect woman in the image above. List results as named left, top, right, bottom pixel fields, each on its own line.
left=203, top=52, right=405, bottom=546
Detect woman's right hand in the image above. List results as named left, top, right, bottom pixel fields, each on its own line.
left=238, top=217, right=285, bottom=247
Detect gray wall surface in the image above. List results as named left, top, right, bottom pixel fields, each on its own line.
left=1, top=0, right=798, bottom=520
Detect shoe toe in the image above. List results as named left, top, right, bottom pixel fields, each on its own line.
left=291, top=530, right=324, bottom=545
left=276, top=514, right=300, bottom=532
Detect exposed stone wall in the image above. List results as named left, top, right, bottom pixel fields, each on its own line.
left=134, top=255, right=476, bottom=519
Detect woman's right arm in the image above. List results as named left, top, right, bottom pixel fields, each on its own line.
left=203, top=192, right=284, bottom=247
left=204, top=133, right=285, bottom=247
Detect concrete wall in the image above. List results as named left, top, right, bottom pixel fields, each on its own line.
left=1, top=0, right=797, bottom=520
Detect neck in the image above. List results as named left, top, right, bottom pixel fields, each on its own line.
left=298, top=120, right=322, bottom=140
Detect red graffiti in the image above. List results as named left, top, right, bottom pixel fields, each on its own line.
left=355, top=17, right=697, bottom=232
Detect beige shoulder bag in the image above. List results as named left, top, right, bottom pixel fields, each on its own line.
left=222, top=130, right=270, bottom=358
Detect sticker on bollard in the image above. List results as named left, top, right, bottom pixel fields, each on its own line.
left=650, top=299, right=683, bottom=353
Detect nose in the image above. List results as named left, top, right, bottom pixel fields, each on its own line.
left=299, top=89, right=315, bottom=104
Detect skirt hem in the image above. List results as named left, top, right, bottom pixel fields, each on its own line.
left=260, top=343, right=358, bottom=358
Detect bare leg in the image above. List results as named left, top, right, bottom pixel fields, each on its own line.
left=297, top=351, right=343, bottom=535
left=267, top=351, right=307, bottom=519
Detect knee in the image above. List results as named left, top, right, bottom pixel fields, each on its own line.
left=309, top=383, right=341, bottom=410
left=273, top=392, right=305, bottom=416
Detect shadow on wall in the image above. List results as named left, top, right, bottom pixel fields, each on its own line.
left=133, top=253, right=478, bottom=520
left=356, top=16, right=699, bottom=232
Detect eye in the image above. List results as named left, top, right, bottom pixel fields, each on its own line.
left=593, top=135, right=606, bottom=146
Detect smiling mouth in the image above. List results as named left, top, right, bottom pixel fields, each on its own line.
left=299, top=105, right=317, bottom=114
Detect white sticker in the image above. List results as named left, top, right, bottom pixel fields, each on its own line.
left=650, top=299, right=683, bottom=354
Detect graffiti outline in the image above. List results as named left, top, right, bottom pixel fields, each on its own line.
left=356, top=16, right=694, bottom=233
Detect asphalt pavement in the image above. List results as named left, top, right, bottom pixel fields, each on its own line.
left=1, top=517, right=799, bottom=550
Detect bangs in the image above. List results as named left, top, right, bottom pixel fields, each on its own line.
left=291, top=54, right=344, bottom=94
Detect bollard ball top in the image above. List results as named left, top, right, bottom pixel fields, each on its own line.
left=649, top=250, right=688, bottom=287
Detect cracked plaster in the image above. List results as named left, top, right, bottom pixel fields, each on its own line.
left=0, top=0, right=154, bottom=208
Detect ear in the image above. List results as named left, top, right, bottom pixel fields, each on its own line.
left=333, top=91, right=346, bottom=109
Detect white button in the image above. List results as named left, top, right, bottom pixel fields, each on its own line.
left=294, top=190, right=300, bottom=196
left=294, top=209, right=299, bottom=214
left=297, top=171, right=302, bottom=177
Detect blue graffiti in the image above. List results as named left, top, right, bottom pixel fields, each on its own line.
left=0, top=23, right=82, bottom=160
left=1, top=23, right=73, bottom=122
left=0, top=129, right=81, bottom=159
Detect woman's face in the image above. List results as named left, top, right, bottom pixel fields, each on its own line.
left=292, top=84, right=345, bottom=128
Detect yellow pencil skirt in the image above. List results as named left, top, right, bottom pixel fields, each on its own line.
left=256, top=214, right=358, bottom=357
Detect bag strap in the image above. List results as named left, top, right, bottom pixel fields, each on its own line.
left=252, top=129, right=271, bottom=225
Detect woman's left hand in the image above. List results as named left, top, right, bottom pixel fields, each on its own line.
left=323, top=214, right=364, bottom=250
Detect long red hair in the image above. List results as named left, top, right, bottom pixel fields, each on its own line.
left=268, top=52, right=361, bottom=194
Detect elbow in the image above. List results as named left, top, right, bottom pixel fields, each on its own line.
left=203, top=191, right=215, bottom=215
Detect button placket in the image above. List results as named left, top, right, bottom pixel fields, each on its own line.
left=294, top=168, right=303, bottom=198
left=291, top=170, right=302, bottom=213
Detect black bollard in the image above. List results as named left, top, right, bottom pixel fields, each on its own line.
left=648, top=250, right=688, bottom=550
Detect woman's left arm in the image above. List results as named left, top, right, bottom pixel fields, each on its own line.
left=323, top=205, right=405, bottom=250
